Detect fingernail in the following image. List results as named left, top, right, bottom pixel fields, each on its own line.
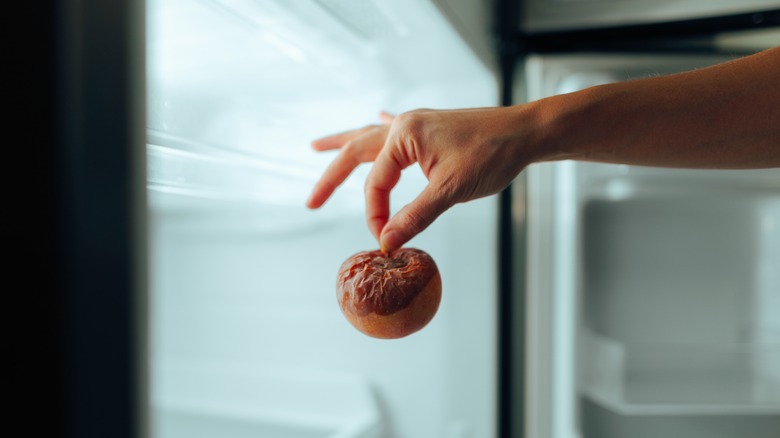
left=381, top=230, right=403, bottom=252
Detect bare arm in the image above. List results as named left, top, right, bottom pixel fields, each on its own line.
left=308, top=47, right=780, bottom=251
left=534, top=46, right=780, bottom=168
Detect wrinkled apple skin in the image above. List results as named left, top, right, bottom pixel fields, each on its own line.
left=336, top=248, right=442, bottom=339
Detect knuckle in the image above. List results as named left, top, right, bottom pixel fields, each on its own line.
left=395, top=110, right=424, bottom=134
left=363, top=176, right=375, bottom=193
left=340, top=141, right=360, bottom=164
left=367, top=215, right=386, bottom=231
left=393, top=111, right=430, bottom=161
left=341, top=140, right=355, bottom=154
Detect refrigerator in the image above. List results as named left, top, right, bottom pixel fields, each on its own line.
left=507, top=1, right=780, bottom=438
left=33, top=1, right=780, bottom=438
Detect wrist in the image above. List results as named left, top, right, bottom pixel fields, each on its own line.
left=530, top=82, right=627, bottom=165
left=504, top=96, right=575, bottom=167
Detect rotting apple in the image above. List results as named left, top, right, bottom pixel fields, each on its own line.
left=336, top=247, right=442, bottom=339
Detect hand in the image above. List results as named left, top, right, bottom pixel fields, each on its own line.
left=306, top=48, right=780, bottom=247
left=307, top=107, right=534, bottom=252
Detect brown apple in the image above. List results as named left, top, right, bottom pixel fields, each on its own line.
left=336, top=248, right=442, bottom=339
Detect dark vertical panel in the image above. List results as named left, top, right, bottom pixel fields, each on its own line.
left=11, top=1, right=149, bottom=437
left=7, top=2, right=62, bottom=437
left=56, top=0, right=147, bottom=436
left=495, top=1, right=522, bottom=437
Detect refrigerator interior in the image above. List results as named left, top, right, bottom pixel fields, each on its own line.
left=518, top=53, right=780, bottom=438
left=145, top=0, right=498, bottom=437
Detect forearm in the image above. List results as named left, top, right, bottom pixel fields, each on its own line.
left=526, top=46, right=780, bottom=169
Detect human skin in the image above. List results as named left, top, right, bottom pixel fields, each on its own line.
left=306, top=46, right=780, bottom=252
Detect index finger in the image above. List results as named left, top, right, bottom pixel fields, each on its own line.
left=364, top=148, right=404, bottom=242
left=307, top=127, right=389, bottom=209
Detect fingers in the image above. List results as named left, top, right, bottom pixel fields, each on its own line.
left=307, top=126, right=389, bottom=209
left=364, top=148, right=404, bottom=241
left=366, top=140, right=454, bottom=251
left=311, top=127, right=368, bottom=151
left=312, top=111, right=393, bottom=151
left=312, top=110, right=453, bottom=250
left=306, top=151, right=359, bottom=209
left=379, top=183, right=453, bottom=252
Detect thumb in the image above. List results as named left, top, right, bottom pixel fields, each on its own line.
left=380, top=183, right=453, bottom=252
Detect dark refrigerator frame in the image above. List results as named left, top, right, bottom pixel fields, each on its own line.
left=16, top=1, right=147, bottom=438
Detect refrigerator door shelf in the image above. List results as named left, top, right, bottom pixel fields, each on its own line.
left=153, top=360, right=381, bottom=438
left=581, top=329, right=780, bottom=416
left=523, top=160, right=780, bottom=438
left=579, top=170, right=780, bottom=414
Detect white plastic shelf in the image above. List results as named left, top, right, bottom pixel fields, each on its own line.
left=581, top=329, right=780, bottom=416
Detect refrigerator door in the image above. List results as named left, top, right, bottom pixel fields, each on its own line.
left=516, top=53, right=780, bottom=438
left=146, top=1, right=498, bottom=437
left=520, top=0, right=780, bottom=33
